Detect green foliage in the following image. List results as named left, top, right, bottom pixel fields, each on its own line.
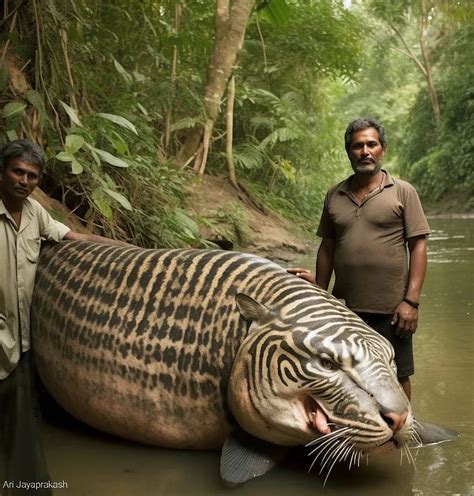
left=226, top=76, right=351, bottom=227
left=257, top=0, right=290, bottom=26
left=339, top=2, right=472, bottom=212
left=198, top=203, right=250, bottom=248
left=215, top=203, right=251, bottom=247
left=3, top=0, right=469, bottom=252
left=400, top=22, right=474, bottom=210
left=211, top=0, right=367, bottom=227
left=1, top=0, right=213, bottom=246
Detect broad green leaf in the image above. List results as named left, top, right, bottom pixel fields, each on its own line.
left=56, top=152, right=75, bottom=162
left=102, top=173, right=115, bottom=189
left=136, top=103, right=148, bottom=116
left=250, top=115, right=276, bottom=131
left=97, top=113, right=138, bottom=135
left=132, top=71, right=146, bottom=83
left=26, top=91, right=47, bottom=115
left=71, top=157, right=84, bottom=175
left=55, top=151, right=83, bottom=174
left=169, top=117, right=201, bottom=132
left=6, top=130, right=18, bottom=141
left=65, top=134, right=84, bottom=154
left=260, top=127, right=299, bottom=149
left=89, top=148, right=101, bottom=167
left=110, top=131, right=129, bottom=155
left=104, top=188, right=132, bottom=211
left=92, top=189, right=113, bottom=219
left=94, top=197, right=113, bottom=219
left=263, top=65, right=279, bottom=75
left=174, top=209, right=199, bottom=236
left=92, top=148, right=129, bottom=168
left=143, top=12, right=158, bottom=38
left=232, top=143, right=265, bottom=170
left=113, top=58, right=133, bottom=85
left=59, top=100, right=82, bottom=127
left=2, top=101, right=27, bottom=119
left=257, top=0, right=290, bottom=26
left=252, top=88, right=280, bottom=101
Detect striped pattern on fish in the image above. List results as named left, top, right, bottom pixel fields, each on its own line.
left=31, top=241, right=412, bottom=454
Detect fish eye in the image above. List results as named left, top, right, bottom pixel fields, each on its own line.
left=320, top=358, right=334, bottom=370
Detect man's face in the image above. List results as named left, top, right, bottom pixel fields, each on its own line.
left=0, top=158, right=41, bottom=202
left=347, top=128, right=387, bottom=176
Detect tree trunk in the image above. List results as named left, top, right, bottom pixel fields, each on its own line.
left=226, top=74, right=238, bottom=188
left=174, top=0, right=256, bottom=174
left=164, top=2, right=182, bottom=152
left=419, top=0, right=440, bottom=123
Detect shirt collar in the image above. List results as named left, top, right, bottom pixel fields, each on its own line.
left=338, top=169, right=394, bottom=195
left=0, top=199, right=8, bottom=216
left=0, top=197, right=34, bottom=231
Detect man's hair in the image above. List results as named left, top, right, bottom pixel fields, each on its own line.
left=0, top=139, right=46, bottom=173
left=344, top=117, right=387, bottom=152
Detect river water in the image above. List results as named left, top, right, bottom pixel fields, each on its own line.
left=39, top=217, right=473, bottom=495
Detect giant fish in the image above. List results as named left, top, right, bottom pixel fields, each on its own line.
left=30, top=241, right=455, bottom=485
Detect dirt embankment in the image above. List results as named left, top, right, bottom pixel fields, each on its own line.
left=34, top=175, right=314, bottom=263
left=185, top=175, right=313, bottom=264
left=31, top=188, right=89, bottom=233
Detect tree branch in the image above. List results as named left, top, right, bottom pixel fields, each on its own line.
left=389, top=22, right=428, bottom=78
left=419, top=0, right=440, bottom=122
left=255, top=13, right=267, bottom=68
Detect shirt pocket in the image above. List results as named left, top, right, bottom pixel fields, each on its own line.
left=25, top=238, right=41, bottom=264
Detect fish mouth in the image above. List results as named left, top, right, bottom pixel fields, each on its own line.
left=304, top=397, right=397, bottom=448
left=305, top=396, right=331, bottom=435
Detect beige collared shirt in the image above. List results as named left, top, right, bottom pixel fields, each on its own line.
left=0, top=197, right=70, bottom=379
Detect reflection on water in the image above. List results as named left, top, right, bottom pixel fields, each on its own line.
left=40, top=218, right=473, bottom=495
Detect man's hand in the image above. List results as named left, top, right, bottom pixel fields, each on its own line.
left=286, top=268, right=316, bottom=284
left=391, top=301, right=418, bottom=337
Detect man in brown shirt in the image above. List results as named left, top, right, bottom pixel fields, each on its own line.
left=291, top=117, right=430, bottom=400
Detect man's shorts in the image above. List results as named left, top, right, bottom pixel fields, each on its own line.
left=356, top=312, right=414, bottom=378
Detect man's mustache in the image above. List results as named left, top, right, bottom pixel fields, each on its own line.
left=358, top=157, right=376, bottom=164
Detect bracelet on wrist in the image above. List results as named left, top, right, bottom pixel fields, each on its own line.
left=403, top=297, right=419, bottom=309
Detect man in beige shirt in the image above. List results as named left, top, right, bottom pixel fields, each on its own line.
left=0, top=139, right=126, bottom=492
left=0, top=139, right=126, bottom=379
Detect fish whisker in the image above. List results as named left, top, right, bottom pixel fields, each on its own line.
left=319, top=436, right=354, bottom=475
left=306, top=426, right=352, bottom=447
left=323, top=437, right=354, bottom=486
left=307, top=428, right=353, bottom=455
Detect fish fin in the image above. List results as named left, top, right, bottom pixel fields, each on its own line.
left=235, top=294, right=274, bottom=326
left=220, top=430, right=286, bottom=487
left=414, top=420, right=458, bottom=446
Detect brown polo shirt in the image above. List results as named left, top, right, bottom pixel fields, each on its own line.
left=317, top=170, right=430, bottom=314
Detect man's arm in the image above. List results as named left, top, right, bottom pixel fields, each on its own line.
left=287, top=238, right=336, bottom=287
left=391, top=235, right=428, bottom=336
left=315, top=237, right=336, bottom=290
left=64, top=230, right=129, bottom=247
